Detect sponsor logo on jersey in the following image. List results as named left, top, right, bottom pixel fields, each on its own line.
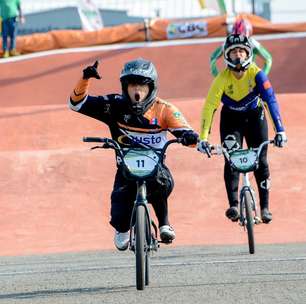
left=150, top=117, right=159, bottom=125
left=173, top=111, right=181, bottom=118
left=117, top=131, right=167, bottom=148
left=130, top=135, right=162, bottom=145
left=123, top=114, right=131, bottom=123
left=227, top=84, right=234, bottom=95
left=103, top=103, right=111, bottom=114
left=263, top=80, right=272, bottom=90
left=248, top=79, right=253, bottom=93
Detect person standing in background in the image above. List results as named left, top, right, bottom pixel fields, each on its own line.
left=0, top=0, right=25, bottom=58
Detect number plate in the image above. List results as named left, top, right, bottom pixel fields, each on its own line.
left=123, top=149, right=159, bottom=177
left=230, top=149, right=257, bottom=171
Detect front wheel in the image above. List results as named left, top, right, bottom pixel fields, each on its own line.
left=135, top=205, right=147, bottom=290
left=243, top=190, right=255, bottom=254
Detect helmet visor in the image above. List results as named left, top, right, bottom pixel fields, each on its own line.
left=121, top=75, right=152, bottom=85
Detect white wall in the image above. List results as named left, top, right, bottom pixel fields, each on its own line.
left=270, top=0, right=306, bottom=23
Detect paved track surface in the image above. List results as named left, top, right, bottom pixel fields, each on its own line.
left=0, top=244, right=305, bottom=303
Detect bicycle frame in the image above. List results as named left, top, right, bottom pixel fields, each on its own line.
left=239, top=173, right=260, bottom=226
left=129, top=180, right=159, bottom=252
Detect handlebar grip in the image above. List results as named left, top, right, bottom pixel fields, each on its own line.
left=83, top=137, right=105, bottom=143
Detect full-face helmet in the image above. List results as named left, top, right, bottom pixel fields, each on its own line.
left=120, top=58, right=158, bottom=115
left=223, top=34, right=253, bottom=72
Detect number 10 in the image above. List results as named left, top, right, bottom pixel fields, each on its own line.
left=240, top=157, right=248, bottom=163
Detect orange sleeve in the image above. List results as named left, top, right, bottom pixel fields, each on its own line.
left=163, top=102, right=192, bottom=130
left=70, top=78, right=89, bottom=103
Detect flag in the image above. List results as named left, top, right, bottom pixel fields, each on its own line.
left=198, top=0, right=228, bottom=14
left=198, top=0, right=206, bottom=9
left=78, top=0, right=103, bottom=31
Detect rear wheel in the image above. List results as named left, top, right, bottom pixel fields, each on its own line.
left=135, top=205, right=146, bottom=290
left=243, top=190, right=255, bottom=254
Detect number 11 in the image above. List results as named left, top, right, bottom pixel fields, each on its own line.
left=136, top=159, right=145, bottom=167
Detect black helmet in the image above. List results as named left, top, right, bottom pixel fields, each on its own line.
left=223, top=34, right=253, bottom=72
left=120, top=58, right=158, bottom=115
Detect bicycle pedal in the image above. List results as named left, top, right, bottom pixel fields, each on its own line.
left=150, top=239, right=159, bottom=250
left=254, top=216, right=262, bottom=224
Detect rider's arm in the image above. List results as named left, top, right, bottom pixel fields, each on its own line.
left=255, top=71, right=285, bottom=132
left=70, top=78, right=89, bottom=107
left=251, top=38, right=272, bottom=75
left=68, top=78, right=116, bottom=122
left=199, top=76, right=223, bottom=140
left=210, top=45, right=223, bottom=77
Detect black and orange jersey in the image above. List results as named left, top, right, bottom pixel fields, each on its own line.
left=69, top=78, right=193, bottom=148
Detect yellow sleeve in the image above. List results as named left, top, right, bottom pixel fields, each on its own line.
left=200, top=76, right=224, bottom=140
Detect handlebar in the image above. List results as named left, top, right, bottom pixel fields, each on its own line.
left=210, top=140, right=274, bottom=172
left=83, top=137, right=107, bottom=143
left=211, top=140, right=274, bottom=157
left=83, top=136, right=182, bottom=157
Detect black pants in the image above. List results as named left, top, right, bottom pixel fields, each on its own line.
left=110, top=165, right=174, bottom=232
left=220, top=106, right=270, bottom=210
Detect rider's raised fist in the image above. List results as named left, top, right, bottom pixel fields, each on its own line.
left=83, top=60, right=101, bottom=80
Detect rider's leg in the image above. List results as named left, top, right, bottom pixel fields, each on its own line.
left=147, top=165, right=174, bottom=227
left=245, top=107, right=272, bottom=223
left=220, top=107, right=244, bottom=221
left=110, top=170, right=135, bottom=231
left=147, top=165, right=175, bottom=241
left=110, top=170, right=135, bottom=250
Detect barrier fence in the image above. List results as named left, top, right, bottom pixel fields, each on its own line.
left=1, top=12, right=305, bottom=56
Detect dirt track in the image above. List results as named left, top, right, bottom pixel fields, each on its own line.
left=1, top=37, right=306, bottom=256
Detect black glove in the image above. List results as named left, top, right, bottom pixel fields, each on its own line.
left=181, top=131, right=199, bottom=146
left=83, top=60, right=101, bottom=80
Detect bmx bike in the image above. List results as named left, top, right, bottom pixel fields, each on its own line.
left=83, top=136, right=181, bottom=290
left=212, top=139, right=274, bottom=254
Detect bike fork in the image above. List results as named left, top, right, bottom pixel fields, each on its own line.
left=129, top=181, right=156, bottom=251
left=240, top=173, right=261, bottom=225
